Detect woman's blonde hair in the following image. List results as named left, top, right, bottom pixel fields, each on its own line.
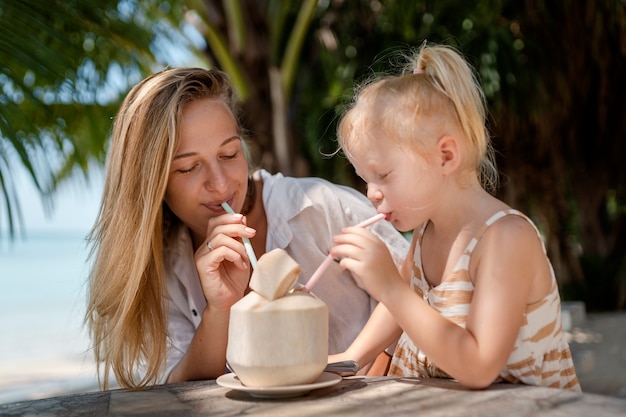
left=86, top=68, right=240, bottom=389
left=338, top=43, right=498, bottom=192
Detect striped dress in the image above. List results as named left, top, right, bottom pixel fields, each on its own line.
left=388, top=209, right=581, bottom=391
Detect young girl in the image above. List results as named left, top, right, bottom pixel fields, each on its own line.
left=329, top=43, right=581, bottom=391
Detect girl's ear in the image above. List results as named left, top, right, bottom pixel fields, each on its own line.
left=437, top=135, right=461, bottom=174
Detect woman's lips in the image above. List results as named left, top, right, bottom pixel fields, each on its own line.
left=204, top=203, right=223, bottom=212
left=205, top=197, right=234, bottom=212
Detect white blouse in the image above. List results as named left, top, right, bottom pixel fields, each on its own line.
left=162, top=169, right=409, bottom=381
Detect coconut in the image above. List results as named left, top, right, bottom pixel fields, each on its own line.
left=227, top=249, right=328, bottom=387
left=248, top=248, right=301, bottom=300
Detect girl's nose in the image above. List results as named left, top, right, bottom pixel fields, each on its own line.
left=366, top=185, right=383, bottom=203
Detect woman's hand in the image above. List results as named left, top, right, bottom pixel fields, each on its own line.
left=330, top=227, right=401, bottom=302
left=195, top=213, right=256, bottom=311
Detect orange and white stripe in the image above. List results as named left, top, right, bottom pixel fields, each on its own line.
left=388, top=210, right=581, bottom=391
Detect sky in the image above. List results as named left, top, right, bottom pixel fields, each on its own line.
left=3, top=166, right=104, bottom=235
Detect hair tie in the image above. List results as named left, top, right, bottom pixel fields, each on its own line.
left=413, top=68, right=424, bottom=74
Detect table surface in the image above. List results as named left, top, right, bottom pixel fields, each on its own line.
left=1, top=375, right=625, bottom=417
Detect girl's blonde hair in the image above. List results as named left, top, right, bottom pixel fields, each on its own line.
left=338, top=43, right=498, bottom=192
left=86, top=68, right=241, bottom=389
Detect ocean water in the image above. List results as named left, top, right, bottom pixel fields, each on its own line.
left=0, top=231, right=100, bottom=405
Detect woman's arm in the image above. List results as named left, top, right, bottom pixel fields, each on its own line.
left=169, top=214, right=254, bottom=382
left=167, top=306, right=230, bottom=382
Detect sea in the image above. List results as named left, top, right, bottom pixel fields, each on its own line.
left=0, top=230, right=102, bottom=405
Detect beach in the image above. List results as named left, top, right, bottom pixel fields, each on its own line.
left=0, top=231, right=102, bottom=404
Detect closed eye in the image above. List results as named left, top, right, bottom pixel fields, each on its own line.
left=220, top=151, right=239, bottom=160
left=177, top=164, right=199, bottom=174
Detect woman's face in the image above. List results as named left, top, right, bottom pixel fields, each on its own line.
left=164, top=98, right=249, bottom=240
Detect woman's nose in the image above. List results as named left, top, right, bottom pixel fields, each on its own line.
left=204, top=165, right=229, bottom=193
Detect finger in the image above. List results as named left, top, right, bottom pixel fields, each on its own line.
left=212, top=223, right=256, bottom=244
left=205, top=213, right=252, bottom=242
left=333, top=228, right=371, bottom=246
left=201, top=224, right=256, bottom=254
left=201, top=245, right=250, bottom=271
left=330, top=240, right=367, bottom=260
left=337, top=256, right=362, bottom=273
left=198, top=235, right=250, bottom=267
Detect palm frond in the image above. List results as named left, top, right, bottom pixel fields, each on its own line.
left=0, top=0, right=188, bottom=234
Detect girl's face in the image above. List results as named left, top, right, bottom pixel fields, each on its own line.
left=164, top=98, right=249, bottom=240
left=347, top=133, right=445, bottom=232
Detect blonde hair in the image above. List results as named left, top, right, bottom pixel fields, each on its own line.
left=338, top=43, right=498, bottom=192
left=86, top=68, right=240, bottom=389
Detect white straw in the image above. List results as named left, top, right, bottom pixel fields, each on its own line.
left=303, top=213, right=386, bottom=293
left=221, top=202, right=258, bottom=269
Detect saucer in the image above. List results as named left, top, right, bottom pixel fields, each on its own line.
left=216, top=372, right=341, bottom=398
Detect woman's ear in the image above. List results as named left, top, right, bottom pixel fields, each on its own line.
left=437, top=135, right=461, bottom=174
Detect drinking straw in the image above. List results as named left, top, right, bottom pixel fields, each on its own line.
left=302, top=213, right=386, bottom=293
left=221, top=202, right=258, bottom=269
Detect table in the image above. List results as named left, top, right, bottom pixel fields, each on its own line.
left=1, top=376, right=625, bottom=416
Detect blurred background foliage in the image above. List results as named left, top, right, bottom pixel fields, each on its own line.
left=1, top=0, right=625, bottom=310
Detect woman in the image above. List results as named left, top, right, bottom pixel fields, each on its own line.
left=86, top=68, right=408, bottom=389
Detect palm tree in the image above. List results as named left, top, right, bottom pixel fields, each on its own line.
left=2, top=0, right=625, bottom=309
left=0, top=0, right=191, bottom=237
left=186, top=0, right=320, bottom=176
left=193, top=0, right=626, bottom=309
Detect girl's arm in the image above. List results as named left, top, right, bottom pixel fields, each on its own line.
left=330, top=239, right=412, bottom=369
left=382, top=216, right=544, bottom=388
left=329, top=302, right=402, bottom=370
left=334, top=216, right=547, bottom=388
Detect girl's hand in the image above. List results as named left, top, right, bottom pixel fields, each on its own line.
left=330, top=227, right=401, bottom=301
left=195, top=213, right=256, bottom=311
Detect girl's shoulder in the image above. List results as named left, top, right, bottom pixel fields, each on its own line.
left=472, top=209, right=551, bottom=288
left=479, top=209, right=544, bottom=249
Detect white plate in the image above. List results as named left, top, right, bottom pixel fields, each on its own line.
left=216, top=372, right=342, bottom=398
